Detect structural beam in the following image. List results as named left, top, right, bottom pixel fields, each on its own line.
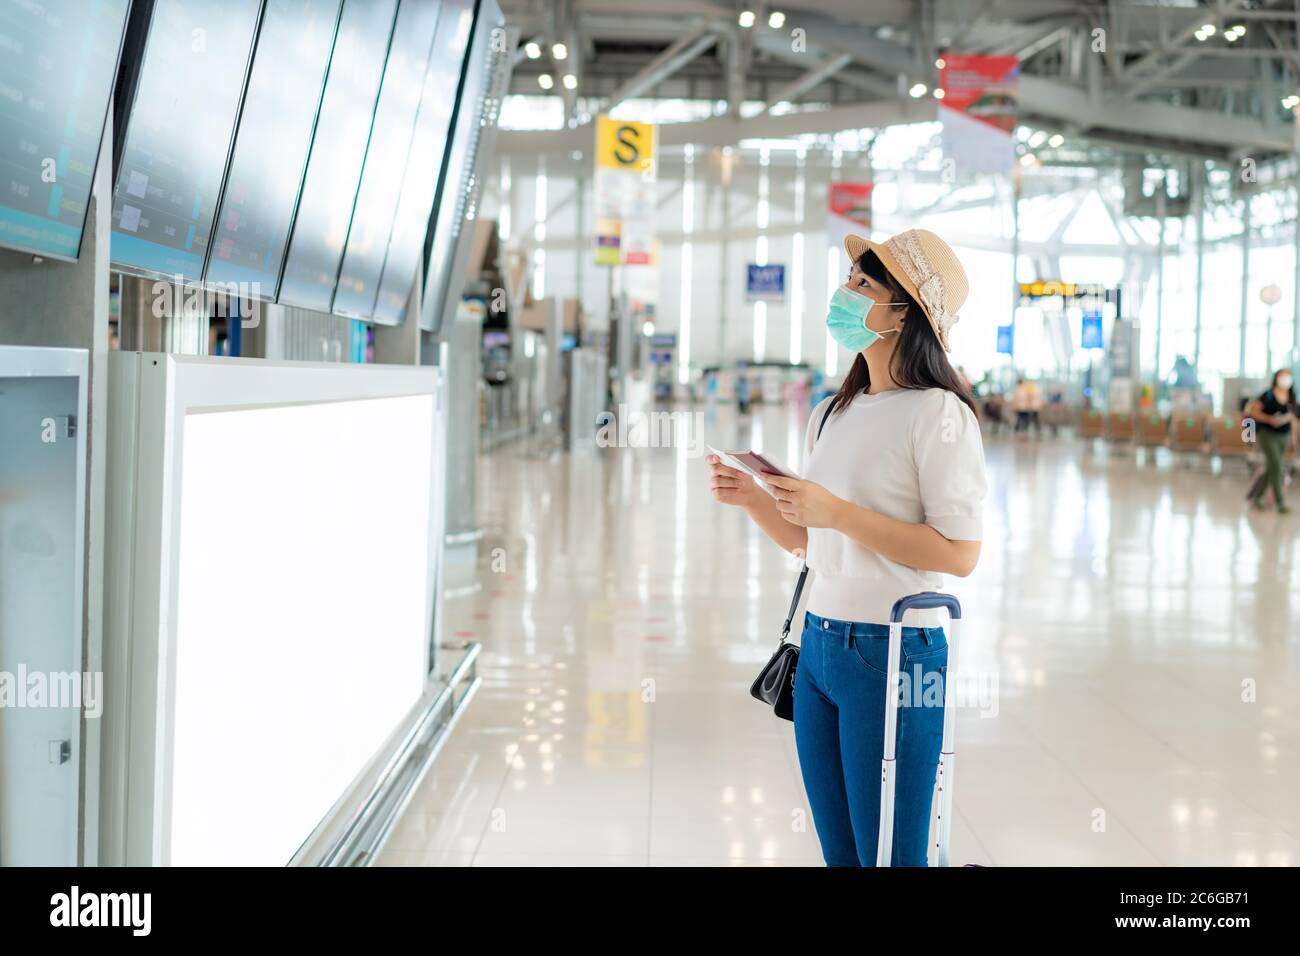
left=763, top=53, right=853, bottom=113
left=496, top=99, right=936, bottom=153
left=1121, top=0, right=1251, bottom=97
left=602, top=27, right=718, bottom=113
left=1020, top=74, right=1292, bottom=155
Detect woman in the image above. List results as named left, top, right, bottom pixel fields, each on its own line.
left=707, top=229, right=987, bottom=866
left=1247, top=369, right=1297, bottom=513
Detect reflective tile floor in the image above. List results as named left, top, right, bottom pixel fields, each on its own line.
left=379, top=401, right=1300, bottom=867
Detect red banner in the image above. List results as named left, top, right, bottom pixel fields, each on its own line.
left=827, top=182, right=872, bottom=256
left=940, top=54, right=1019, bottom=132
left=939, top=54, right=1019, bottom=174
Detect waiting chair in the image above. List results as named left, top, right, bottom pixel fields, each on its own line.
left=1210, top=416, right=1252, bottom=462
left=1136, top=412, right=1170, bottom=447
left=1169, top=414, right=1208, bottom=453
left=1078, top=409, right=1106, bottom=440
left=1107, top=411, right=1136, bottom=442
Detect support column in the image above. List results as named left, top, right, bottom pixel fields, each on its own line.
left=1010, top=171, right=1021, bottom=342
left=1239, top=192, right=1252, bottom=376
left=1193, top=162, right=1206, bottom=376
left=1153, top=172, right=1167, bottom=383
left=0, top=104, right=113, bottom=866
left=1293, top=183, right=1300, bottom=367
left=719, top=151, right=731, bottom=364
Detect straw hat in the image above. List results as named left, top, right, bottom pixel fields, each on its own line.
left=844, top=229, right=969, bottom=351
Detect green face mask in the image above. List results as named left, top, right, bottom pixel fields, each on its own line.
left=825, top=286, right=906, bottom=352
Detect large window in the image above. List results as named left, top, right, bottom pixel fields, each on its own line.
left=489, top=109, right=1300, bottom=397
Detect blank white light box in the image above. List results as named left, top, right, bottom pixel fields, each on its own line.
left=103, top=354, right=443, bottom=866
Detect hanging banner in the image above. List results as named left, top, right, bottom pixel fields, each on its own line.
left=827, top=182, right=872, bottom=258
left=594, top=218, right=621, bottom=267
left=939, top=54, right=1019, bottom=176
left=996, top=324, right=1015, bottom=355
left=1081, top=310, right=1104, bottom=350
left=593, top=116, right=657, bottom=266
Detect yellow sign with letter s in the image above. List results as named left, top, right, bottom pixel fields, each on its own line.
left=596, top=116, right=655, bottom=173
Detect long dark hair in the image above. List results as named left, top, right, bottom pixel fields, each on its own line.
left=828, top=250, right=977, bottom=418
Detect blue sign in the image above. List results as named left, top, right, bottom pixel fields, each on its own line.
left=996, top=324, right=1015, bottom=355
left=746, top=263, right=786, bottom=302
left=1081, top=310, right=1104, bottom=349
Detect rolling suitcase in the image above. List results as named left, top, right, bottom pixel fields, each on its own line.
left=876, top=591, right=963, bottom=868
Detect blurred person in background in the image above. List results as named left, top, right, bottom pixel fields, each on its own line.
left=1011, top=376, right=1043, bottom=436
left=1246, top=369, right=1297, bottom=514
left=981, top=390, right=1008, bottom=434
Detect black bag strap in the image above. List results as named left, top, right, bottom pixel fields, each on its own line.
left=780, top=400, right=836, bottom=641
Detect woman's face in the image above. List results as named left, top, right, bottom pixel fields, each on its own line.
left=845, top=262, right=908, bottom=334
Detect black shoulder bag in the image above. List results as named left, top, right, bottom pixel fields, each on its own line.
left=749, top=400, right=834, bottom=720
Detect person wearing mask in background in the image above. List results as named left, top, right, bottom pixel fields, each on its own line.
left=706, top=229, right=987, bottom=866
left=1247, top=369, right=1297, bottom=514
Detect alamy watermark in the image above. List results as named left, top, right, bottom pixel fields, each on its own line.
left=595, top=403, right=705, bottom=457
left=149, top=274, right=261, bottom=328
left=0, top=666, right=103, bottom=719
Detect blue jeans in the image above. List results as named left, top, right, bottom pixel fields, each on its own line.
left=794, top=611, right=948, bottom=867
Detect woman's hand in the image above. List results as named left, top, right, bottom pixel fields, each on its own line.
left=707, top=455, right=759, bottom=508
left=761, top=474, right=844, bottom=528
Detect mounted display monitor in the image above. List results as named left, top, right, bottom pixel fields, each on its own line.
left=372, top=0, right=475, bottom=325
left=204, top=0, right=341, bottom=299
left=331, top=0, right=442, bottom=320
left=109, top=0, right=261, bottom=281
left=278, top=0, right=398, bottom=313
left=422, top=0, right=502, bottom=333
left=0, top=0, right=130, bottom=260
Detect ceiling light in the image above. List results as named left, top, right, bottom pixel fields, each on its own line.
left=909, top=82, right=927, bottom=98
left=739, top=10, right=755, bottom=28
left=1019, top=153, right=1037, bottom=167
left=552, top=42, right=568, bottom=60
left=537, top=74, right=554, bottom=90
left=935, top=57, right=946, bottom=70
left=1048, top=133, right=1064, bottom=148
left=768, top=11, right=785, bottom=28
left=562, top=73, right=577, bottom=90
left=1028, top=130, right=1047, bottom=147
left=1201, top=24, right=1216, bottom=37
left=1225, top=29, right=1240, bottom=42
left=1194, top=29, right=1207, bottom=42
left=524, top=41, right=541, bottom=59
left=933, top=87, right=945, bottom=99
left=1231, top=24, right=1246, bottom=36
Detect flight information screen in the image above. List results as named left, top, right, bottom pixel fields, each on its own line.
left=110, top=0, right=261, bottom=280
left=331, top=0, right=441, bottom=319
left=277, top=0, right=398, bottom=313
left=372, top=0, right=474, bottom=324
left=204, top=0, right=340, bottom=299
left=0, top=0, right=130, bottom=260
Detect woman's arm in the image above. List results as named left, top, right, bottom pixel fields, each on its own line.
left=760, top=474, right=979, bottom=577
left=828, top=499, right=980, bottom=577
left=744, top=484, right=809, bottom=556
left=707, top=456, right=808, bottom=555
